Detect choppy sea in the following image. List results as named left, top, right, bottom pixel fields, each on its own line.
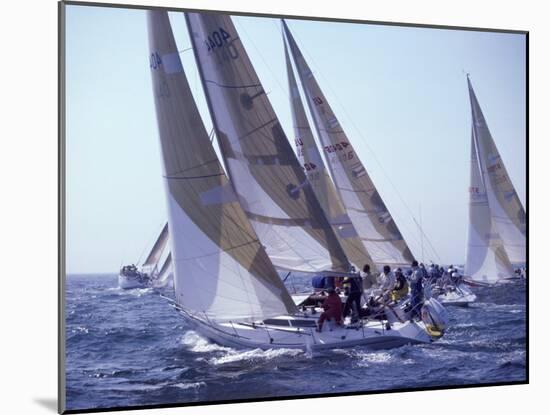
left=65, top=274, right=526, bottom=411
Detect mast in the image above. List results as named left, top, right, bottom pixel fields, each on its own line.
left=465, top=126, right=514, bottom=283
left=185, top=12, right=351, bottom=274
left=467, top=76, right=526, bottom=264
left=147, top=10, right=296, bottom=321
left=283, top=20, right=415, bottom=267
left=283, top=33, right=375, bottom=270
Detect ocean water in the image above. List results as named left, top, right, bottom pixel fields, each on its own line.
left=65, top=274, right=527, bottom=411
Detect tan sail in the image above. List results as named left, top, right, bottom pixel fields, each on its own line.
left=147, top=10, right=296, bottom=321
left=186, top=12, right=351, bottom=273
left=283, top=21, right=414, bottom=267
left=283, top=37, right=375, bottom=271
left=467, top=76, right=526, bottom=264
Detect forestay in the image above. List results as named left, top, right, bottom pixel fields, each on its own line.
left=468, top=77, right=526, bottom=264
left=147, top=10, right=296, bottom=321
left=283, top=21, right=414, bottom=267
left=283, top=37, right=375, bottom=270
left=186, top=12, right=350, bottom=273
left=465, top=129, right=514, bottom=283
left=141, top=223, right=170, bottom=268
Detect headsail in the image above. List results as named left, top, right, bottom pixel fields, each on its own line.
left=283, top=21, right=414, bottom=267
left=157, top=252, right=173, bottom=282
left=467, top=77, right=526, bottom=264
left=186, top=12, right=351, bottom=273
left=283, top=36, right=374, bottom=270
left=147, top=10, right=296, bottom=321
left=465, top=128, right=514, bottom=283
left=141, top=223, right=169, bottom=268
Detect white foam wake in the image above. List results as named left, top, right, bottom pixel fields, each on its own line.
left=180, top=331, right=303, bottom=365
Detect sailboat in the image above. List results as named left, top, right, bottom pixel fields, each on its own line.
left=118, top=223, right=173, bottom=289
left=282, top=21, right=415, bottom=269
left=464, top=75, right=525, bottom=286
left=147, top=10, right=447, bottom=350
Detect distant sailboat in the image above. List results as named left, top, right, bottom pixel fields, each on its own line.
left=147, top=10, right=445, bottom=350
left=282, top=21, right=415, bottom=268
left=464, top=76, right=525, bottom=284
left=118, top=223, right=172, bottom=289
left=465, top=125, right=514, bottom=284
left=467, top=76, right=526, bottom=265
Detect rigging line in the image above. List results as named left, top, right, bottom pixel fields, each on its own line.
left=236, top=19, right=289, bottom=99
left=278, top=20, right=430, bottom=258
left=411, top=213, right=440, bottom=263
left=282, top=23, right=441, bottom=262
left=178, top=46, right=193, bottom=54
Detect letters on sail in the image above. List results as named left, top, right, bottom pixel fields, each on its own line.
left=147, top=10, right=296, bottom=321
left=468, top=77, right=526, bottom=264
left=283, top=21, right=415, bottom=267
left=465, top=128, right=514, bottom=283
left=186, top=12, right=351, bottom=274
left=283, top=35, right=375, bottom=270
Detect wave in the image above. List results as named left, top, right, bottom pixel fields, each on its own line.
left=179, top=331, right=303, bottom=365
left=208, top=348, right=303, bottom=366
left=180, top=331, right=233, bottom=354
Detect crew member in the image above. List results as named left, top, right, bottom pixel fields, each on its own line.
left=317, top=288, right=343, bottom=332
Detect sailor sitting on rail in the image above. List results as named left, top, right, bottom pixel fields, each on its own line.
left=391, top=268, right=409, bottom=302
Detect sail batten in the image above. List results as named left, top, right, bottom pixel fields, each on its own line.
left=467, top=77, right=526, bottom=264
left=283, top=21, right=414, bottom=267
left=147, top=10, right=296, bottom=321
left=186, top=12, right=351, bottom=274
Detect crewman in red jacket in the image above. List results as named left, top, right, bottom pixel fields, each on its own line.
left=317, top=288, right=343, bottom=332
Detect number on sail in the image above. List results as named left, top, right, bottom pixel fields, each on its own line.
left=205, top=28, right=231, bottom=51
left=149, top=52, right=162, bottom=69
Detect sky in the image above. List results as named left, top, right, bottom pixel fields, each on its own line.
left=65, top=4, right=526, bottom=274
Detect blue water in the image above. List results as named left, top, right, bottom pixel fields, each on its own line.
left=65, top=274, right=526, bottom=411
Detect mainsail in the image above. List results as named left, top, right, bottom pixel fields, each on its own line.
left=283, top=37, right=375, bottom=270
left=186, top=12, right=351, bottom=273
left=465, top=128, right=514, bottom=283
left=141, top=222, right=169, bottom=268
left=283, top=21, right=415, bottom=267
left=468, top=77, right=526, bottom=264
left=147, top=10, right=296, bottom=321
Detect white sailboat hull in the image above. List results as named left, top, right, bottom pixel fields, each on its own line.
left=435, top=284, right=477, bottom=307
left=180, top=311, right=435, bottom=352
left=118, top=274, right=149, bottom=290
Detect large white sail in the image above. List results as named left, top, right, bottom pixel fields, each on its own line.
left=186, top=12, right=351, bottom=273
left=465, top=129, right=514, bottom=283
left=283, top=37, right=375, bottom=270
left=147, top=10, right=295, bottom=321
left=283, top=21, right=414, bottom=267
left=141, top=222, right=169, bottom=268
left=468, top=77, right=526, bottom=264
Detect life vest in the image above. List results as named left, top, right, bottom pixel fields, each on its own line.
left=391, top=280, right=409, bottom=302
